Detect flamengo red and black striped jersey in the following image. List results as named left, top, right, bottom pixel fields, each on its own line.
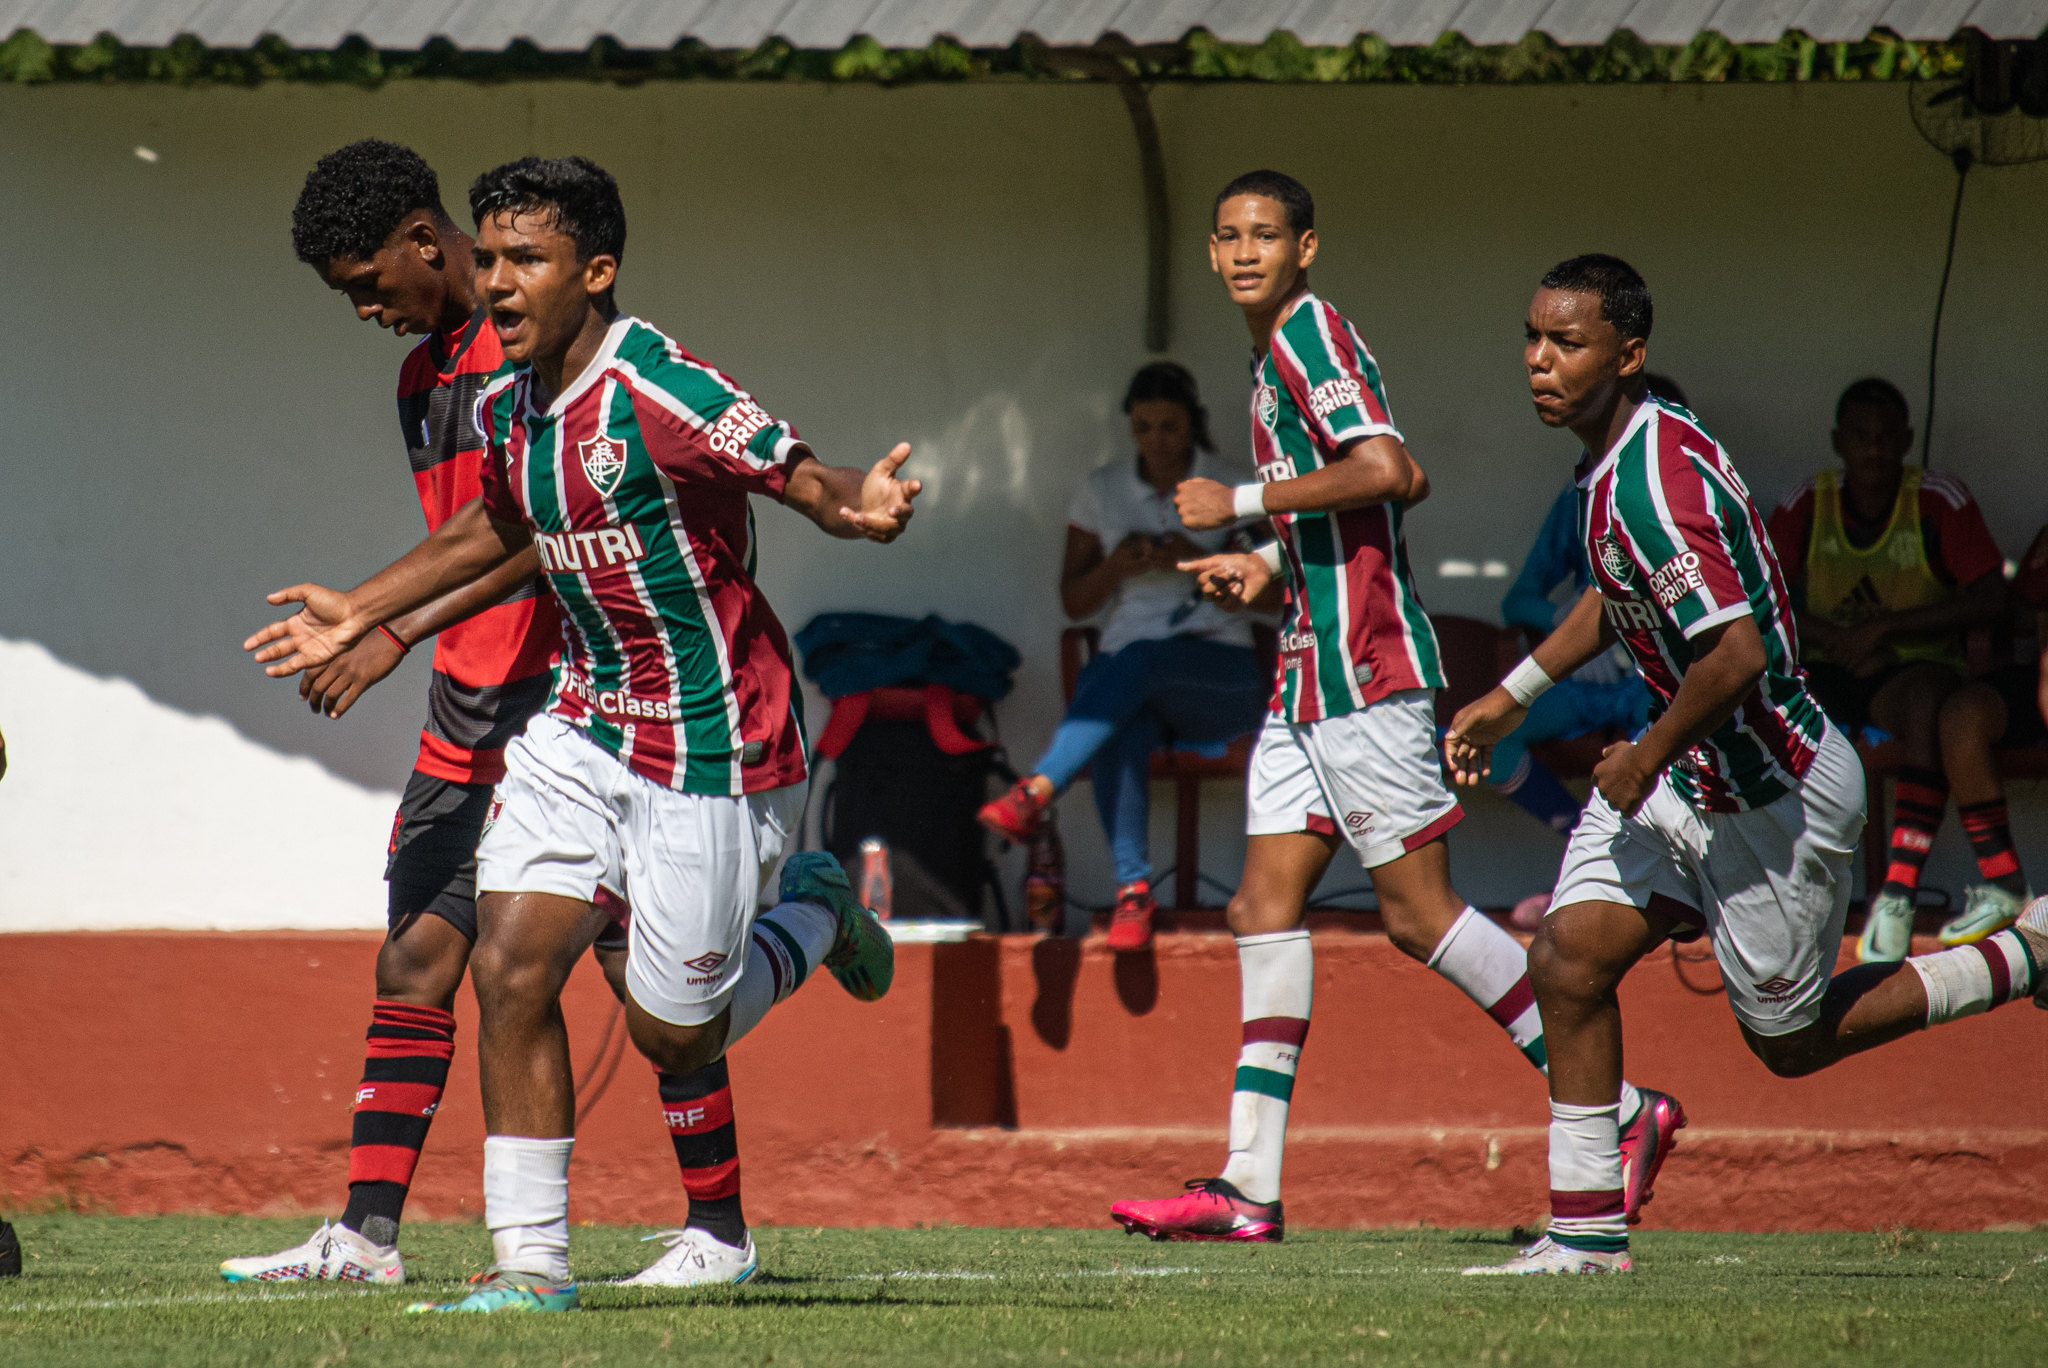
left=1252, top=292, right=1445, bottom=723
left=475, top=316, right=809, bottom=797
left=1579, top=397, right=1827, bottom=812
left=395, top=308, right=558, bottom=785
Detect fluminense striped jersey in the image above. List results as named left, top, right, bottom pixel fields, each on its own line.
left=1579, top=396, right=1826, bottom=812
left=1251, top=292, right=1444, bottom=723
left=395, top=306, right=557, bottom=785
left=475, top=316, right=808, bottom=796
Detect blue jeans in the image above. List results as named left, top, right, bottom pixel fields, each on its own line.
left=1034, top=636, right=1269, bottom=887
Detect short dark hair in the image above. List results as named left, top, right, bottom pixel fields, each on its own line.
left=1214, top=170, right=1314, bottom=235
left=292, top=139, right=448, bottom=266
left=1123, top=361, right=1213, bottom=452
left=1540, top=253, right=1653, bottom=342
left=468, top=156, right=626, bottom=264
left=1643, top=372, right=1689, bottom=408
left=1835, top=376, right=1910, bottom=426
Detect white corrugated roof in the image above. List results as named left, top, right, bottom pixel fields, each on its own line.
left=1, top=1, right=2041, bottom=51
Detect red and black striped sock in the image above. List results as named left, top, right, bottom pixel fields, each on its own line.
left=1960, top=799, right=2028, bottom=897
left=658, top=1060, right=746, bottom=1247
left=1881, top=766, right=1948, bottom=899
left=338, top=1001, right=456, bottom=1244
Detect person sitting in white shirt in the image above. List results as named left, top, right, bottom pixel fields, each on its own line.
left=978, top=362, right=1269, bottom=950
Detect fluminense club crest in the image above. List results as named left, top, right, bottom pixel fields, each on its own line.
left=1598, top=534, right=1633, bottom=585
left=1256, top=383, right=1279, bottom=430
left=580, top=432, right=626, bottom=497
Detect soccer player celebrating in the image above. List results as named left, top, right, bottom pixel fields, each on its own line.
left=1452, top=255, right=2048, bottom=1276
left=247, top=156, right=910, bottom=1312
left=223, top=141, right=650, bottom=1286
left=1107, top=172, right=1679, bottom=1244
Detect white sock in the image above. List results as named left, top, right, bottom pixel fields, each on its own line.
left=1911, top=930, right=2035, bottom=1024
left=1217, top=930, right=1312, bottom=1205
left=1428, top=906, right=1547, bottom=1071
left=726, top=900, right=837, bottom=1046
left=482, top=1135, right=574, bottom=1283
left=1546, top=1101, right=1626, bottom=1254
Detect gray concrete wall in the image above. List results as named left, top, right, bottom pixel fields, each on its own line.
left=0, top=79, right=2042, bottom=917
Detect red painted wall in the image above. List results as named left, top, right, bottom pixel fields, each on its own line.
left=2, top=930, right=2041, bottom=1231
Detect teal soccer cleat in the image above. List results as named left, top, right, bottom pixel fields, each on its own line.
left=406, top=1268, right=579, bottom=1314
left=780, top=851, right=895, bottom=1002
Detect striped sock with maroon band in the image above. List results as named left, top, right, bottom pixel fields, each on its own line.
left=1217, top=931, right=1312, bottom=1205
left=1547, top=1101, right=1628, bottom=1254
left=1960, top=799, right=2029, bottom=897
left=1429, top=907, right=1546, bottom=1071
left=1911, top=929, right=2038, bottom=1024
left=338, top=1001, right=457, bottom=1244
left=657, top=1060, right=747, bottom=1247
left=1882, top=767, right=1949, bottom=898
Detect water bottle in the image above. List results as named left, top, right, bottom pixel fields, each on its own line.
left=858, top=836, right=893, bottom=920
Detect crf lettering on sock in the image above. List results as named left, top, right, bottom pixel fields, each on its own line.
left=482, top=1135, right=575, bottom=1283
left=658, top=1061, right=747, bottom=1247
left=1217, top=930, right=1312, bottom=1205
left=341, top=1001, right=456, bottom=1241
left=1882, top=768, right=1947, bottom=897
left=1911, top=931, right=2035, bottom=1024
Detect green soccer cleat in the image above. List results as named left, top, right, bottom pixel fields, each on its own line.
left=405, top=1268, right=579, bottom=1314
left=1939, top=885, right=2030, bottom=948
left=781, top=851, right=894, bottom=1002
left=1857, top=889, right=1917, bottom=963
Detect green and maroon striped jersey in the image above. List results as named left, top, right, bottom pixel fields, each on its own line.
left=1252, top=292, right=1444, bottom=723
left=475, top=316, right=808, bottom=796
left=1580, top=396, right=1826, bottom=812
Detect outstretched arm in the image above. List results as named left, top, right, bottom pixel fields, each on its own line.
left=1176, top=435, right=1425, bottom=531
left=244, top=497, right=531, bottom=678
left=296, top=548, right=544, bottom=718
left=782, top=444, right=921, bottom=542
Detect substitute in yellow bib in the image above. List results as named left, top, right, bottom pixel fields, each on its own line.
left=1768, top=377, right=2021, bottom=964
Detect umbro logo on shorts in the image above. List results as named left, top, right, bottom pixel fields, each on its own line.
left=683, top=951, right=730, bottom=974
left=1344, top=810, right=1375, bottom=835
left=1754, top=975, right=1801, bottom=1004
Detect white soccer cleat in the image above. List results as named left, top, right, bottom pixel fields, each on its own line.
left=620, top=1227, right=760, bottom=1287
left=1461, top=1235, right=1632, bottom=1276
left=220, top=1220, right=404, bottom=1285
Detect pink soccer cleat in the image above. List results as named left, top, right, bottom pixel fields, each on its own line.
left=1619, top=1087, right=1687, bottom=1224
left=1110, top=1178, right=1282, bottom=1243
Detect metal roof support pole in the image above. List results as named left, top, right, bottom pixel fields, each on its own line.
left=1023, top=39, right=1171, bottom=353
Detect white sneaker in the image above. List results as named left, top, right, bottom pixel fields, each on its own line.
left=220, top=1221, right=404, bottom=1285
left=1462, top=1235, right=1632, bottom=1276
left=620, top=1227, right=759, bottom=1287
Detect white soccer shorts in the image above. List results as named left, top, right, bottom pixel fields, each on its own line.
left=1244, top=689, right=1465, bottom=868
left=1548, top=721, right=1866, bottom=1037
left=478, top=714, right=805, bottom=1027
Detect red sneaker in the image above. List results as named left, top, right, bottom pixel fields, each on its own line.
left=1619, top=1087, right=1687, bottom=1224
left=1104, top=881, right=1156, bottom=951
left=977, top=780, right=1047, bottom=844
left=1111, top=1178, right=1282, bottom=1243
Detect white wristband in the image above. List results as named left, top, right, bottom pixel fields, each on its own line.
left=1232, top=483, right=1269, bottom=520
left=1254, top=541, right=1282, bottom=573
left=1502, top=657, right=1555, bottom=708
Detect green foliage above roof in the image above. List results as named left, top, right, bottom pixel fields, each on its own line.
left=0, top=27, right=1962, bottom=88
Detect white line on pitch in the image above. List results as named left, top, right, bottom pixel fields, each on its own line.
left=1, top=1287, right=400, bottom=1314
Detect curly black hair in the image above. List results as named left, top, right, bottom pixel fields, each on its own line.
left=1214, top=169, right=1314, bottom=235
left=291, top=139, right=448, bottom=266
left=468, top=156, right=626, bottom=264
left=1540, top=253, right=1653, bottom=342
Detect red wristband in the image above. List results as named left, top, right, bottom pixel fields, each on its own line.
left=376, top=624, right=410, bottom=655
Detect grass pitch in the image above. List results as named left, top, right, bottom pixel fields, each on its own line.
left=1, top=1215, right=2044, bottom=1366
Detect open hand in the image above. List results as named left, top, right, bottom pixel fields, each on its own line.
left=299, top=629, right=407, bottom=718
left=244, top=583, right=365, bottom=678
left=1178, top=551, right=1271, bottom=611
left=1443, top=688, right=1529, bottom=786
left=1174, top=477, right=1236, bottom=531
left=840, top=443, right=921, bottom=543
left=1592, top=739, right=1656, bottom=816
